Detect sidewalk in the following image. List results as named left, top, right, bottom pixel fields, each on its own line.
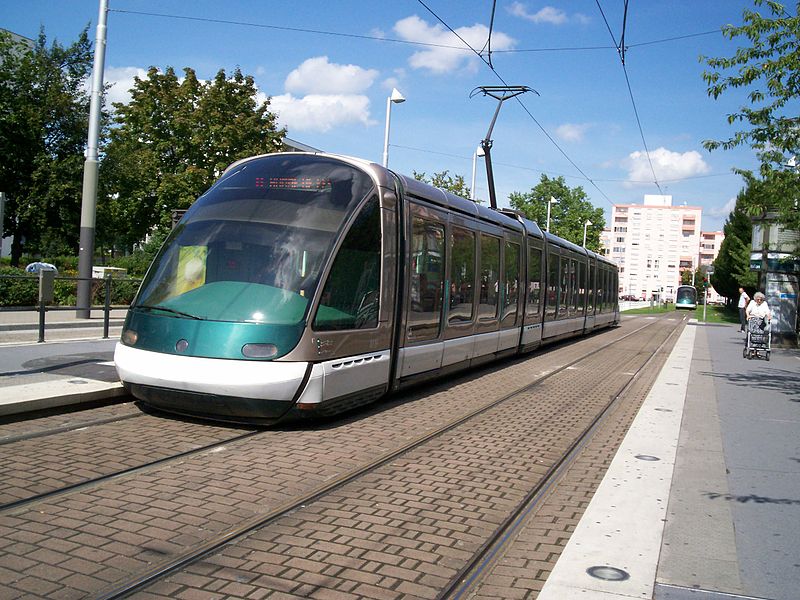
left=0, top=308, right=128, bottom=416
left=0, top=306, right=128, bottom=344
left=540, top=319, right=800, bottom=600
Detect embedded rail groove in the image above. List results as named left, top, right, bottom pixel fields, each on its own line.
left=440, top=316, right=683, bottom=599
left=92, top=314, right=678, bottom=600
left=0, top=410, right=143, bottom=446
left=0, top=429, right=262, bottom=513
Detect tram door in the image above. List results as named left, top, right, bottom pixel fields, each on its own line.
left=399, top=202, right=448, bottom=378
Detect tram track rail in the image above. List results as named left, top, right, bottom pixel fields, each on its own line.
left=0, top=429, right=261, bottom=514
left=87, top=313, right=683, bottom=600
left=0, top=410, right=144, bottom=446
left=440, top=316, right=682, bottom=599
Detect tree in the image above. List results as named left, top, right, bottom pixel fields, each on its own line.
left=702, top=0, right=800, bottom=238
left=508, top=175, right=605, bottom=250
left=710, top=187, right=759, bottom=302
left=413, top=170, right=472, bottom=200
left=0, top=28, right=93, bottom=265
left=99, top=66, right=285, bottom=252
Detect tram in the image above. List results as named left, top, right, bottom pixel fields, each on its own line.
left=675, top=285, right=698, bottom=310
left=114, top=153, right=619, bottom=424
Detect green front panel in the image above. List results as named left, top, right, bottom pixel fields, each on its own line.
left=123, top=310, right=305, bottom=360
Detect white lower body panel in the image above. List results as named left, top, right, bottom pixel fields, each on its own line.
left=114, top=343, right=307, bottom=401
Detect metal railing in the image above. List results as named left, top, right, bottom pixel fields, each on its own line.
left=0, top=272, right=142, bottom=342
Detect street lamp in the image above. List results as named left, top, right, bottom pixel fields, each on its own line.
left=470, top=145, right=485, bottom=201
left=546, top=197, right=558, bottom=232
left=382, top=88, right=405, bottom=168
left=583, top=219, right=592, bottom=247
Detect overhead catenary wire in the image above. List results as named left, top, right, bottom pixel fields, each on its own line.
left=416, top=0, right=615, bottom=206
left=109, top=5, right=722, bottom=203
left=392, top=143, right=736, bottom=185
left=595, top=0, right=665, bottom=195
left=108, top=8, right=720, bottom=55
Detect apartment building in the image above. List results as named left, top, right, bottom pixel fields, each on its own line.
left=607, top=195, right=702, bottom=301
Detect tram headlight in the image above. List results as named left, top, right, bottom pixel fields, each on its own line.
left=241, top=343, right=278, bottom=358
left=121, top=329, right=138, bottom=346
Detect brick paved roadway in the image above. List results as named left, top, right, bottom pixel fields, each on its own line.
left=0, top=314, right=682, bottom=599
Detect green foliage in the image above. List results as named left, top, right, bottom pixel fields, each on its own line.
left=702, top=0, right=800, bottom=235
left=99, top=66, right=285, bottom=252
left=0, top=266, right=140, bottom=307
left=413, top=170, right=473, bottom=200
left=0, top=267, right=37, bottom=306
left=108, top=229, right=168, bottom=276
left=0, top=28, right=93, bottom=266
left=508, top=175, right=605, bottom=250
left=711, top=188, right=759, bottom=301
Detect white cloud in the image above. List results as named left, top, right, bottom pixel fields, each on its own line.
left=556, top=123, right=590, bottom=142
left=709, top=196, right=737, bottom=217
left=270, top=93, right=375, bottom=133
left=625, top=147, right=711, bottom=186
left=393, top=15, right=515, bottom=74
left=284, top=56, right=378, bottom=95
left=104, top=66, right=148, bottom=106
left=508, top=3, right=567, bottom=24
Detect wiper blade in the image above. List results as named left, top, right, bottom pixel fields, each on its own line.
left=136, top=304, right=203, bottom=320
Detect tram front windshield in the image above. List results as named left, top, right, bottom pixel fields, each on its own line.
left=676, top=286, right=697, bottom=304
left=132, top=155, right=375, bottom=325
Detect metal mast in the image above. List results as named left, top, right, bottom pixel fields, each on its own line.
left=470, top=86, right=535, bottom=209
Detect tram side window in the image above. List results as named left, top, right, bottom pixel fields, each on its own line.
left=570, top=259, right=578, bottom=314
left=408, top=217, right=445, bottom=341
left=587, top=263, right=595, bottom=313
left=502, top=241, right=521, bottom=326
left=598, top=268, right=604, bottom=312
left=527, top=245, right=542, bottom=317
left=577, top=261, right=586, bottom=315
left=478, top=234, right=500, bottom=321
left=559, top=256, right=569, bottom=318
left=449, top=227, right=475, bottom=324
left=545, top=250, right=559, bottom=319
left=313, top=197, right=381, bottom=331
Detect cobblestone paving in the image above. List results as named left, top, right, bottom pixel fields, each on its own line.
left=0, top=401, right=140, bottom=442
left=129, top=316, right=680, bottom=599
left=465, top=320, right=678, bottom=599
left=0, top=315, right=679, bottom=599
left=0, top=414, right=252, bottom=506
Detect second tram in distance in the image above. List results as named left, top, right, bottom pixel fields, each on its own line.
left=675, top=285, right=698, bottom=310
left=115, top=152, right=619, bottom=424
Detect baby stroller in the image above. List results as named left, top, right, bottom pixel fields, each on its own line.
left=744, top=316, right=771, bottom=361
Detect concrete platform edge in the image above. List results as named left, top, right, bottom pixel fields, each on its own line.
left=537, top=323, right=696, bottom=599
left=0, top=381, right=126, bottom=417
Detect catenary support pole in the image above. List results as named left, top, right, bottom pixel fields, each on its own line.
left=76, top=0, right=108, bottom=318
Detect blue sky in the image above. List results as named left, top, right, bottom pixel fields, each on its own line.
left=4, top=1, right=767, bottom=231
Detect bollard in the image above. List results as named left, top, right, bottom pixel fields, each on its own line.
left=103, top=274, right=112, bottom=339
left=38, top=269, right=55, bottom=343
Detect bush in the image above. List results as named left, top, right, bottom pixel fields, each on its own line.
left=109, top=230, right=168, bottom=276
left=0, top=267, right=38, bottom=306
left=0, top=266, right=141, bottom=307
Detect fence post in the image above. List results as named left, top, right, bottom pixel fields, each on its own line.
left=103, top=274, right=112, bottom=339
left=38, top=269, right=55, bottom=343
